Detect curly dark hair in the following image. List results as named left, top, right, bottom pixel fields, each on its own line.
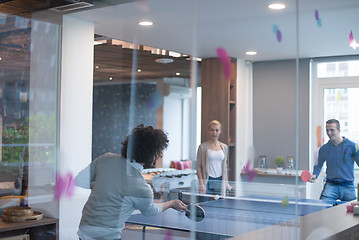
left=121, top=124, right=169, bottom=168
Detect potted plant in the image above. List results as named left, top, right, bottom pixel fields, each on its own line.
left=275, top=156, right=284, bottom=174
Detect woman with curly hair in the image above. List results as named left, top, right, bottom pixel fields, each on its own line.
left=76, top=124, right=187, bottom=240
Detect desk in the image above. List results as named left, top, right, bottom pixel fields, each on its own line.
left=127, top=195, right=337, bottom=239
left=0, top=217, right=58, bottom=239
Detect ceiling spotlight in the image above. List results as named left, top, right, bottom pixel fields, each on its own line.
left=137, top=69, right=142, bottom=72
left=95, top=65, right=99, bottom=69
left=139, top=21, right=153, bottom=26
left=109, top=77, right=113, bottom=80
left=245, top=51, right=257, bottom=56
left=176, top=72, right=181, bottom=76
left=268, top=3, right=285, bottom=10
left=155, top=58, right=174, bottom=64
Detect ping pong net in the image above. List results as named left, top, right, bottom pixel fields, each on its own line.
left=179, top=191, right=334, bottom=211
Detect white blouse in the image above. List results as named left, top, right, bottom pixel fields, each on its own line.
left=207, top=149, right=224, bottom=178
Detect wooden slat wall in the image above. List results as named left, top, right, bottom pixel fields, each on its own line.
left=201, top=57, right=237, bottom=181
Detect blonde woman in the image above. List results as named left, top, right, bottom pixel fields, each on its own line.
left=197, top=120, right=232, bottom=196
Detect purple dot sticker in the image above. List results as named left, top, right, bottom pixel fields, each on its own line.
left=314, top=9, right=319, bottom=21
left=216, top=47, right=231, bottom=82
left=276, top=30, right=282, bottom=42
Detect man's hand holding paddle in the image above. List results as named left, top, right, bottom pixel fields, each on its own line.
left=161, top=199, right=188, bottom=212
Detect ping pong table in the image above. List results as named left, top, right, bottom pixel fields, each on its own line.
left=126, top=194, right=340, bottom=239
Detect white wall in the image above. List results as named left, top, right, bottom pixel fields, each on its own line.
left=162, top=96, right=191, bottom=168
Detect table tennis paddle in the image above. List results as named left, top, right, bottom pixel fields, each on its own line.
left=301, top=170, right=311, bottom=182
left=185, top=203, right=205, bottom=222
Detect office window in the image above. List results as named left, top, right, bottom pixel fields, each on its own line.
left=317, top=60, right=359, bottom=78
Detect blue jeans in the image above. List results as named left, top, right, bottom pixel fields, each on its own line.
left=206, top=176, right=222, bottom=195
left=320, top=182, right=356, bottom=201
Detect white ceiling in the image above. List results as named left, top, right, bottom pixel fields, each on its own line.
left=70, top=0, right=359, bottom=62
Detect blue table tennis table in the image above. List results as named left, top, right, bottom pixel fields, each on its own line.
left=126, top=195, right=341, bottom=239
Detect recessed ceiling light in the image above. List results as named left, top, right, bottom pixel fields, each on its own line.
left=245, top=51, right=257, bottom=56
left=139, top=21, right=153, bottom=26
left=176, top=72, right=180, bottom=76
left=268, top=3, right=285, bottom=10
left=109, top=77, right=113, bottom=80
left=95, top=65, right=99, bottom=69
left=155, top=58, right=174, bottom=64
left=137, top=69, right=142, bottom=72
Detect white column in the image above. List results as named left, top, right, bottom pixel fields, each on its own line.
left=236, top=60, right=253, bottom=195
left=59, top=16, right=94, bottom=239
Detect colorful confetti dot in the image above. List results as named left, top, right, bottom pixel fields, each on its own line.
left=314, top=9, right=319, bottom=21
left=271, top=24, right=279, bottom=34
left=248, top=169, right=256, bottom=182
left=316, top=18, right=322, bottom=27
left=55, top=172, right=75, bottom=200
left=136, top=0, right=149, bottom=12
left=216, top=47, right=231, bottom=82
left=349, top=30, right=354, bottom=44
left=314, top=10, right=322, bottom=28
left=163, top=230, right=173, bottom=240
left=281, top=195, right=289, bottom=208
left=243, top=160, right=250, bottom=173
left=276, top=30, right=282, bottom=42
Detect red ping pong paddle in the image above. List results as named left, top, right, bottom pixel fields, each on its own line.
left=185, top=204, right=206, bottom=222
left=301, top=170, right=311, bottom=182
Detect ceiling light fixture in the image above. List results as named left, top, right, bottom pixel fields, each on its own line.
left=268, top=3, right=285, bottom=10
left=245, top=51, right=257, bottom=55
left=155, top=58, right=174, bottom=64
left=139, top=21, right=153, bottom=26
left=176, top=72, right=181, bottom=76
left=109, top=77, right=113, bottom=81
left=137, top=69, right=142, bottom=72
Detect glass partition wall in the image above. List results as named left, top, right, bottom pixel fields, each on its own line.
left=1, top=0, right=359, bottom=239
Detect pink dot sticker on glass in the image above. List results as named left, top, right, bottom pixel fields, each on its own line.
left=301, top=170, right=311, bottom=182
left=248, top=169, right=256, bottom=182
left=163, top=230, right=173, bottom=240
left=243, top=160, right=250, bottom=173
left=55, top=171, right=75, bottom=200
left=136, top=0, right=149, bottom=11
left=216, top=47, right=231, bottom=82
left=349, top=31, right=354, bottom=44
